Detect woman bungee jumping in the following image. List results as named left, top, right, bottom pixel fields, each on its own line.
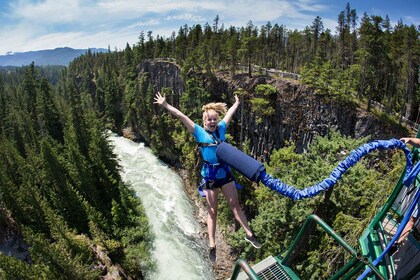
left=154, top=92, right=261, bottom=263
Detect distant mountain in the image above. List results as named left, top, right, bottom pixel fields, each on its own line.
left=0, top=47, right=108, bottom=66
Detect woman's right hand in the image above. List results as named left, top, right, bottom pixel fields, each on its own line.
left=153, top=91, right=195, bottom=132
left=234, top=94, right=240, bottom=105
left=154, top=92, right=167, bottom=106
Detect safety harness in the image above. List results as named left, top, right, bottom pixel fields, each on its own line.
left=197, top=127, right=241, bottom=197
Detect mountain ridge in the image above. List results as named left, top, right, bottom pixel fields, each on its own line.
left=0, top=47, right=108, bottom=66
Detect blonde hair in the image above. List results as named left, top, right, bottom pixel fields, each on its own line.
left=202, top=102, right=227, bottom=122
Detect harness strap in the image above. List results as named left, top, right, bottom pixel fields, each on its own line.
left=198, top=142, right=218, bottom=147
left=198, top=129, right=223, bottom=147
left=198, top=162, right=243, bottom=197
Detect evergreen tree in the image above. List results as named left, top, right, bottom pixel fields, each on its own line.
left=240, top=21, right=258, bottom=77
left=227, top=26, right=240, bottom=75
left=311, top=16, right=324, bottom=62
left=23, top=62, right=38, bottom=118
left=36, top=78, right=64, bottom=142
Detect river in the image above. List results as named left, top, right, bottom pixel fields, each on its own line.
left=110, top=134, right=213, bottom=280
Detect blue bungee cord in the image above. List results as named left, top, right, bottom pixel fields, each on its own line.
left=259, top=139, right=413, bottom=200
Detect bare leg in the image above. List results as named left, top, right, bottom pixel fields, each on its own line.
left=204, top=188, right=219, bottom=248
left=221, top=181, right=253, bottom=237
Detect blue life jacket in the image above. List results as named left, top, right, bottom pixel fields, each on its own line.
left=197, top=128, right=242, bottom=197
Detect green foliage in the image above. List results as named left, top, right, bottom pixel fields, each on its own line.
left=23, top=226, right=99, bottom=280
left=249, top=84, right=277, bottom=123
left=255, top=84, right=277, bottom=96
left=250, top=97, right=274, bottom=124
left=0, top=254, right=54, bottom=280
left=0, top=65, right=152, bottom=278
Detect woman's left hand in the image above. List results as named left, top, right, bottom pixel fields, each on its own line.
left=154, top=92, right=167, bottom=106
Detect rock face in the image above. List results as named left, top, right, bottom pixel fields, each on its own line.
left=0, top=208, right=31, bottom=263
left=217, top=73, right=408, bottom=161
left=135, top=61, right=407, bottom=164
left=0, top=235, right=31, bottom=263
left=137, top=59, right=185, bottom=98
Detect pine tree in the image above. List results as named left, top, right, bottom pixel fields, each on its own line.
left=36, top=78, right=64, bottom=142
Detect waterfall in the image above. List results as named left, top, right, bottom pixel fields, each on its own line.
left=110, top=134, right=213, bottom=280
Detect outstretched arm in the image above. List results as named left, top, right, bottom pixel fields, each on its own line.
left=400, top=137, right=420, bottom=148
left=223, top=95, right=240, bottom=127
left=154, top=92, right=195, bottom=133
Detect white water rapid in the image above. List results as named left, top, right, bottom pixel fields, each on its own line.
left=110, top=134, right=213, bottom=280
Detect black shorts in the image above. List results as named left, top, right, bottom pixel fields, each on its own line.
left=202, top=174, right=234, bottom=190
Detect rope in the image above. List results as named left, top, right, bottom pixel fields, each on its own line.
left=260, top=139, right=413, bottom=200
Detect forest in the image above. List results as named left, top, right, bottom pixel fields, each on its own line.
left=0, top=63, right=153, bottom=279
left=0, top=2, right=419, bottom=279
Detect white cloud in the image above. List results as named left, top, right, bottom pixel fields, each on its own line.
left=0, top=24, right=37, bottom=54
left=0, top=0, right=332, bottom=54
left=403, top=16, right=420, bottom=26
left=127, top=19, right=161, bottom=29
left=322, top=18, right=338, bottom=33
left=20, top=30, right=138, bottom=52
left=10, top=0, right=84, bottom=23
left=0, top=0, right=417, bottom=55
left=294, top=0, right=328, bottom=12
left=96, top=0, right=219, bottom=18
left=165, top=14, right=206, bottom=22
left=25, top=31, right=87, bottom=50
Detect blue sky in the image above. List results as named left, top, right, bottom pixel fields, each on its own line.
left=0, top=0, right=419, bottom=55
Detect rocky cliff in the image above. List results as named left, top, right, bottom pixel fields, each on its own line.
left=213, top=72, right=408, bottom=160
left=137, top=59, right=185, bottom=99
left=136, top=60, right=408, bottom=163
